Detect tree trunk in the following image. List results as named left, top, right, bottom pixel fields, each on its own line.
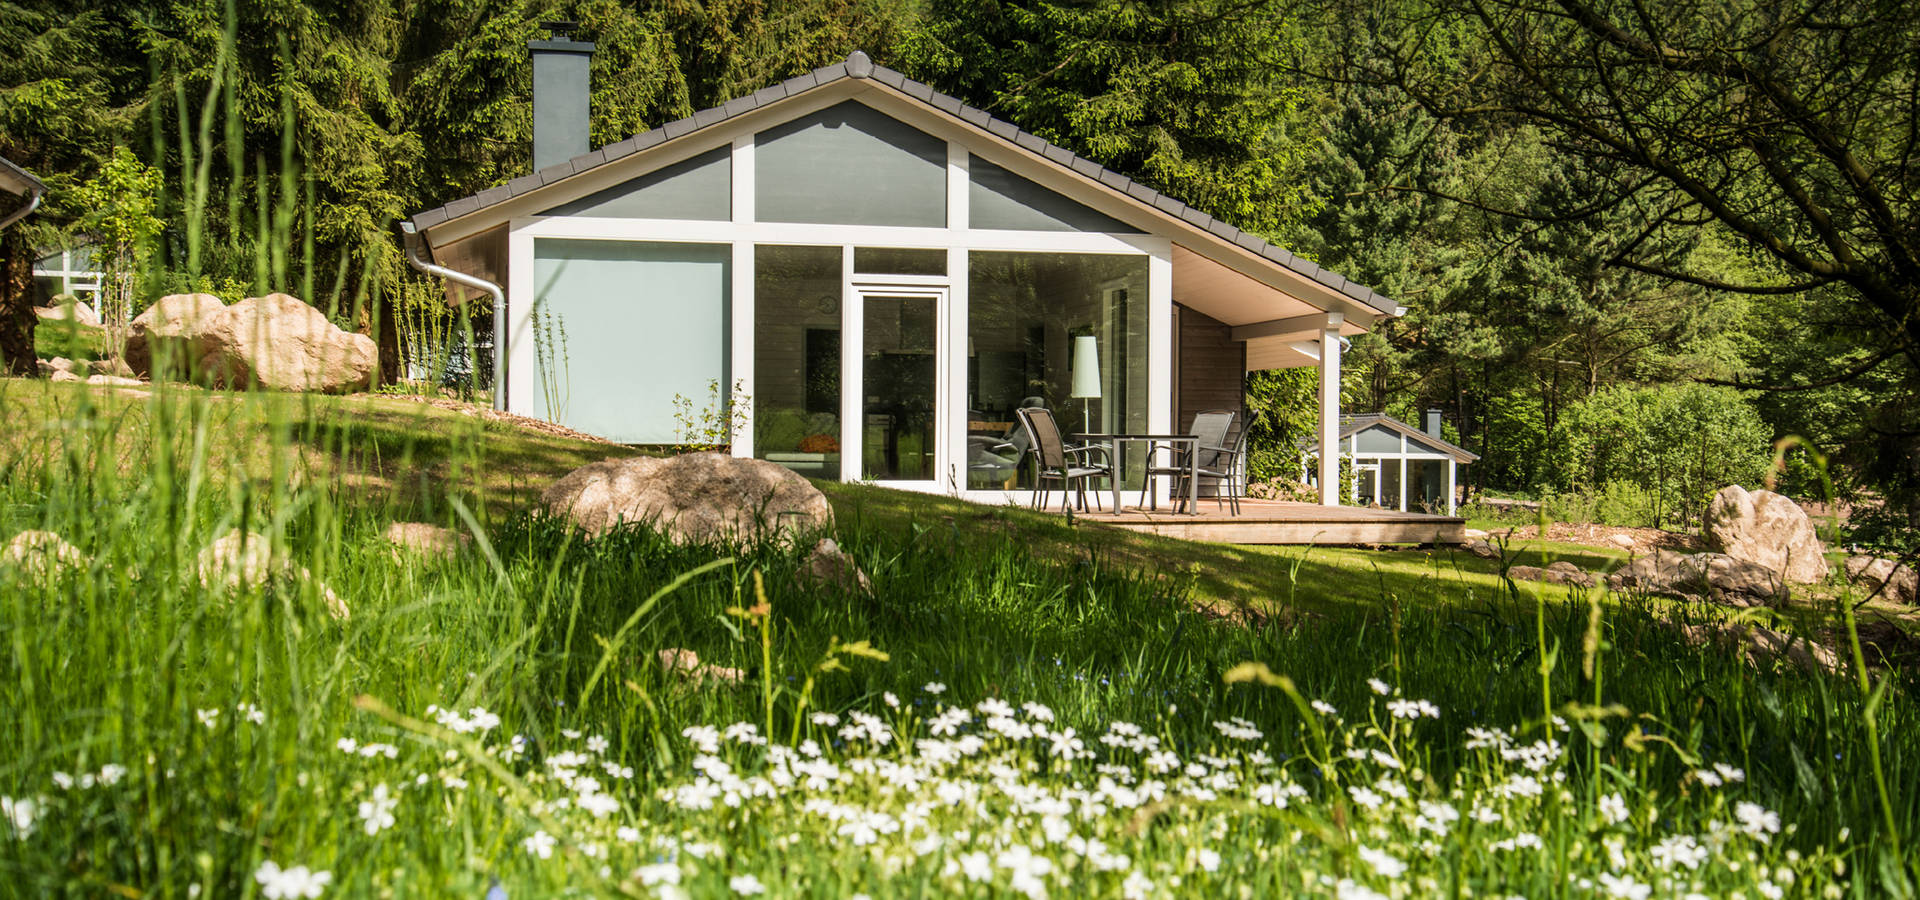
left=0, top=228, right=37, bottom=375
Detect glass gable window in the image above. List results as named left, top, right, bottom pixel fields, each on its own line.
left=754, top=245, right=843, bottom=479
left=968, top=251, right=1149, bottom=490
left=969, top=156, right=1141, bottom=233
left=756, top=101, right=946, bottom=227
left=528, top=239, right=730, bottom=444
left=541, top=146, right=730, bottom=220
left=1354, top=425, right=1403, bottom=454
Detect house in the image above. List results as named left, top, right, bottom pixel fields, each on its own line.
left=402, top=37, right=1399, bottom=508
left=1299, top=410, right=1478, bottom=514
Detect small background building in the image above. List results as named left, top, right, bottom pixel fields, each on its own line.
left=1300, top=411, right=1477, bottom=514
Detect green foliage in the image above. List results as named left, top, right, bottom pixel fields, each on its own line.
left=671, top=378, right=750, bottom=452
left=1544, top=384, right=1772, bottom=529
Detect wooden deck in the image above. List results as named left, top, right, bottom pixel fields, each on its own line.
left=1079, top=498, right=1468, bottom=545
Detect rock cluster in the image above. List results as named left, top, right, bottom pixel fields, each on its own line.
left=1, top=530, right=87, bottom=578
left=1607, top=550, right=1788, bottom=607
left=1844, top=556, right=1917, bottom=606
left=1506, top=560, right=1596, bottom=589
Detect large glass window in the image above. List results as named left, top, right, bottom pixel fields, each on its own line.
left=754, top=245, right=843, bottom=479
left=541, top=146, right=730, bottom=220
left=969, top=156, right=1141, bottom=233
left=968, top=252, right=1149, bottom=490
left=755, top=101, right=947, bottom=227
left=528, top=239, right=730, bottom=444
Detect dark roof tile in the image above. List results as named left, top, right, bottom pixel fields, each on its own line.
left=873, top=67, right=906, bottom=89
left=958, top=106, right=992, bottom=128
left=506, top=174, right=544, bottom=197
left=413, top=208, right=448, bottom=229
left=750, top=83, right=787, bottom=106
left=721, top=95, right=757, bottom=118
left=986, top=118, right=1019, bottom=139
left=661, top=117, right=697, bottom=139
left=691, top=106, right=729, bottom=129
left=930, top=91, right=963, bottom=115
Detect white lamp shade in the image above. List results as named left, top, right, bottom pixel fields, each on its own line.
left=1070, top=335, right=1102, bottom=399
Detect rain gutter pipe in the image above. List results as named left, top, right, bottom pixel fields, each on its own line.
left=0, top=176, right=43, bottom=231
left=400, top=221, right=507, bottom=411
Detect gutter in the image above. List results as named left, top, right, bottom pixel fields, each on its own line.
left=400, top=221, right=507, bottom=411
left=0, top=165, right=45, bottom=231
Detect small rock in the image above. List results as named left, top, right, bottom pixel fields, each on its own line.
left=1, top=530, right=87, bottom=577
left=656, top=647, right=745, bottom=686
left=49, top=369, right=83, bottom=383
left=93, top=357, right=136, bottom=379
left=543, top=452, right=833, bottom=545
left=85, top=374, right=144, bottom=387
left=1608, top=534, right=1637, bottom=551
left=1463, top=528, right=1489, bottom=539
left=1509, top=560, right=1596, bottom=589
left=1680, top=622, right=1839, bottom=674
left=383, top=522, right=467, bottom=559
left=1845, top=555, right=1917, bottom=606
left=796, top=537, right=872, bottom=594
left=194, top=529, right=349, bottom=619
left=1464, top=539, right=1501, bottom=561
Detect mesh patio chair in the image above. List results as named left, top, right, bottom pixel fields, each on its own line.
left=1015, top=406, right=1114, bottom=513
left=1184, top=422, right=1250, bottom=515
left=1146, top=410, right=1236, bottom=513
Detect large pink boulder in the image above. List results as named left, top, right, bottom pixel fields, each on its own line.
left=126, top=293, right=226, bottom=376
left=195, top=293, right=375, bottom=393
left=1704, top=485, right=1829, bottom=585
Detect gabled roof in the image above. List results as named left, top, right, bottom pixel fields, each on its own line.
left=408, top=51, right=1397, bottom=320
left=1298, top=413, right=1480, bottom=463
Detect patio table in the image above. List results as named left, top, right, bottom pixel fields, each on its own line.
left=1075, top=433, right=1200, bottom=515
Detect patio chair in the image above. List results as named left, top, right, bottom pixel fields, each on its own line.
left=1146, top=410, right=1236, bottom=513
left=1183, top=422, right=1250, bottom=515
left=1015, top=406, right=1113, bottom=513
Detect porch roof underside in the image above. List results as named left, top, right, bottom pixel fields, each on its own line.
left=0, top=156, right=44, bottom=199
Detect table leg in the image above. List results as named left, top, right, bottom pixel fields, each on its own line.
left=1187, top=439, right=1199, bottom=515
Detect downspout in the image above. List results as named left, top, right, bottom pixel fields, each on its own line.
left=400, top=221, right=507, bottom=411
left=0, top=181, right=43, bottom=231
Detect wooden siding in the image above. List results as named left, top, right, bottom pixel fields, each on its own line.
left=1174, top=305, right=1245, bottom=496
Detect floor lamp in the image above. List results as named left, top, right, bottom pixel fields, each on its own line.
left=1071, top=335, right=1101, bottom=434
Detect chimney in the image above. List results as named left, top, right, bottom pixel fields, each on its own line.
left=530, top=21, right=594, bottom=172
left=1424, top=408, right=1443, bottom=439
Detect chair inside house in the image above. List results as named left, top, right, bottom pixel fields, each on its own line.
left=1015, top=406, right=1113, bottom=513
left=967, top=398, right=1045, bottom=488
left=1146, top=409, right=1242, bottom=514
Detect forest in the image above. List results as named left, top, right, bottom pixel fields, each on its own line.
left=4, top=0, right=1916, bottom=542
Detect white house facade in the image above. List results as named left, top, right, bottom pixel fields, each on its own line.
left=403, top=46, right=1400, bottom=507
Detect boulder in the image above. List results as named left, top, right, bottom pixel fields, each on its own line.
left=1705, top=485, right=1829, bottom=584
left=1607, top=550, right=1788, bottom=607
left=93, top=357, right=136, bottom=379
left=194, top=529, right=349, bottom=619
left=1679, top=623, right=1840, bottom=674
left=127, top=293, right=226, bottom=376
left=34, top=297, right=101, bottom=327
left=1508, top=559, right=1596, bottom=589
left=1608, top=534, right=1638, bottom=551
left=194, top=293, right=375, bottom=393
left=38, top=357, right=79, bottom=377
left=1, top=530, right=87, bottom=578
left=542, top=452, right=833, bottom=545
left=383, top=522, right=467, bottom=559
left=1464, top=539, right=1501, bottom=561
left=49, top=369, right=82, bottom=383
left=1845, top=555, right=1917, bottom=606
left=796, top=537, right=871, bottom=594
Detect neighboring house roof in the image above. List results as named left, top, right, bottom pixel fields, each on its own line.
left=0, top=155, right=44, bottom=197
left=1298, top=413, right=1480, bottom=463
left=408, top=51, right=1398, bottom=322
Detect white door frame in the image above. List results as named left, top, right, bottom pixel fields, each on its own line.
left=845, top=280, right=951, bottom=489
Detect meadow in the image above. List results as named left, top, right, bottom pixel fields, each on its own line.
left=0, top=378, right=1913, bottom=898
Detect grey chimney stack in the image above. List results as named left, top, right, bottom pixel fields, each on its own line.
left=530, top=22, right=594, bottom=173
left=1424, top=408, right=1443, bottom=438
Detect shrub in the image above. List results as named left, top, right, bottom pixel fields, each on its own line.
left=1545, top=383, right=1770, bottom=529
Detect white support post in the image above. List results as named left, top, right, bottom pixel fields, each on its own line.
left=730, top=135, right=756, bottom=458
left=1317, top=312, right=1343, bottom=506
left=1445, top=459, right=1457, bottom=516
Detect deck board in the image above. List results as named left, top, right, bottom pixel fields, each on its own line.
left=1076, top=498, right=1467, bottom=545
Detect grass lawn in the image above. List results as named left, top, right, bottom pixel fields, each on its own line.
left=1, top=377, right=1914, bottom=897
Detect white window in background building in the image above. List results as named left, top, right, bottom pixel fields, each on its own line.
left=31, top=246, right=103, bottom=306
